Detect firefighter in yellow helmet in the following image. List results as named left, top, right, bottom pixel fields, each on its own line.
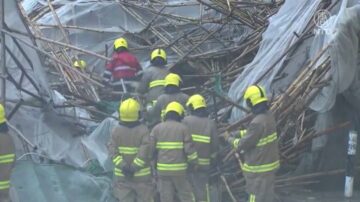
left=0, top=104, right=16, bottom=202
left=183, top=94, right=219, bottom=202
left=149, top=73, right=189, bottom=126
left=225, top=85, right=279, bottom=202
left=104, top=37, right=142, bottom=92
left=149, top=101, right=197, bottom=202
left=108, top=98, right=154, bottom=202
left=73, top=60, right=87, bottom=70
left=136, top=48, right=169, bottom=109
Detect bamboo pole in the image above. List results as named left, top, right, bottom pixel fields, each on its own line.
left=1, top=29, right=105, bottom=87
left=0, top=0, right=6, bottom=104
left=33, top=34, right=110, bottom=61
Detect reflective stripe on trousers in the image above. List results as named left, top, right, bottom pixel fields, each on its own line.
left=0, top=154, right=15, bottom=191
left=242, top=160, right=280, bottom=173
left=112, top=155, right=123, bottom=166
left=198, top=184, right=210, bottom=202
left=149, top=80, right=165, bottom=88
left=133, top=157, right=146, bottom=167
left=249, top=194, right=256, bottom=202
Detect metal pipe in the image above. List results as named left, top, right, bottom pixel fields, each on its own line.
left=345, top=130, right=357, bottom=198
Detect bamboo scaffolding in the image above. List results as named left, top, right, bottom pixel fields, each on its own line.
left=16, top=1, right=351, bottom=200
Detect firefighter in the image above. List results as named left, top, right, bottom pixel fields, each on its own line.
left=150, top=73, right=188, bottom=125
left=0, top=104, right=16, bottom=202
left=136, top=48, right=169, bottom=109
left=183, top=94, right=219, bottom=202
left=105, top=37, right=142, bottom=92
left=224, top=85, right=279, bottom=202
left=73, top=60, right=87, bottom=71
left=108, top=98, right=153, bottom=202
left=149, top=101, right=197, bottom=202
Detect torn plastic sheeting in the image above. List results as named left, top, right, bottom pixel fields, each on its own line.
left=52, top=90, right=95, bottom=127
left=6, top=90, right=97, bottom=169
left=2, top=0, right=94, bottom=170
left=4, top=0, right=51, bottom=101
left=35, top=110, right=89, bottom=166
left=228, top=0, right=321, bottom=122
left=11, top=160, right=116, bottom=202
left=309, top=3, right=360, bottom=112
left=7, top=103, right=92, bottom=167
left=81, top=118, right=118, bottom=172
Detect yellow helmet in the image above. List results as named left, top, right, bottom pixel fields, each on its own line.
left=73, top=60, right=86, bottom=69
left=119, top=98, right=140, bottom=122
left=243, top=85, right=268, bottom=107
left=0, top=104, right=6, bottom=124
left=114, top=37, right=128, bottom=50
left=164, top=101, right=184, bottom=117
left=186, top=94, right=206, bottom=110
left=151, top=48, right=167, bottom=62
left=165, top=73, right=182, bottom=87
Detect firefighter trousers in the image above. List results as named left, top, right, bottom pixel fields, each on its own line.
left=158, top=175, right=195, bottom=202
left=188, top=171, right=210, bottom=202
left=113, top=180, right=154, bottom=202
left=246, top=173, right=275, bottom=202
left=0, top=192, right=10, bottom=202
left=0, top=132, right=15, bottom=202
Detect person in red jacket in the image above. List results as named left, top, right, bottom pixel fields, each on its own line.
left=104, top=37, right=141, bottom=92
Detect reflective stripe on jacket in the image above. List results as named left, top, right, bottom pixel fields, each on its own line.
left=150, top=120, right=197, bottom=176
left=108, top=123, right=151, bottom=181
left=232, top=131, right=277, bottom=149
left=106, top=51, right=141, bottom=79
left=183, top=115, right=219, bottom=170
left=151, top=93, right=189, bottom=124
left=136, top=65, right=169, bottom=103
left=228, top=112, right=279, bottom=176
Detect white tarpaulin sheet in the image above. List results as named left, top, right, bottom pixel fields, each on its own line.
left=228, top=0, right=321, bottom=121
left=310, top=2, right=360, bottom=112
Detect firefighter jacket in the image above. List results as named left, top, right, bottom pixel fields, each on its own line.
left=108, top=123, right=151, bottom=182
left=228, top=111, right=279, bottom=178
left=0, top=131, right=15, bottom=195
left=149, top=120, right=198, bottom=176
left=106, top=51, right=141, bottom=79
left=136, top=65, right=169, bottom=103
left=183, top=115, right=219, bottom=171
left=151, top=92, right=189, bottom=124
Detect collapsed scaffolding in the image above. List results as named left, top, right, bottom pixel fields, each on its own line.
left=1, top=0, right=360, bottom=201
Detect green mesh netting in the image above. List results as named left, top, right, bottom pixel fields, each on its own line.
left=96, top=101, right=119, bottom=114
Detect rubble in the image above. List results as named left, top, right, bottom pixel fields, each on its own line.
left=1, top=0, right=359, bottom=201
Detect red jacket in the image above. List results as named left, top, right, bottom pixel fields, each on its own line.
left=106, top=51, right=141, bottom=79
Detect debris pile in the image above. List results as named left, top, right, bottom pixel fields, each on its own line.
left=3, top=0, right=359, bottom=201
